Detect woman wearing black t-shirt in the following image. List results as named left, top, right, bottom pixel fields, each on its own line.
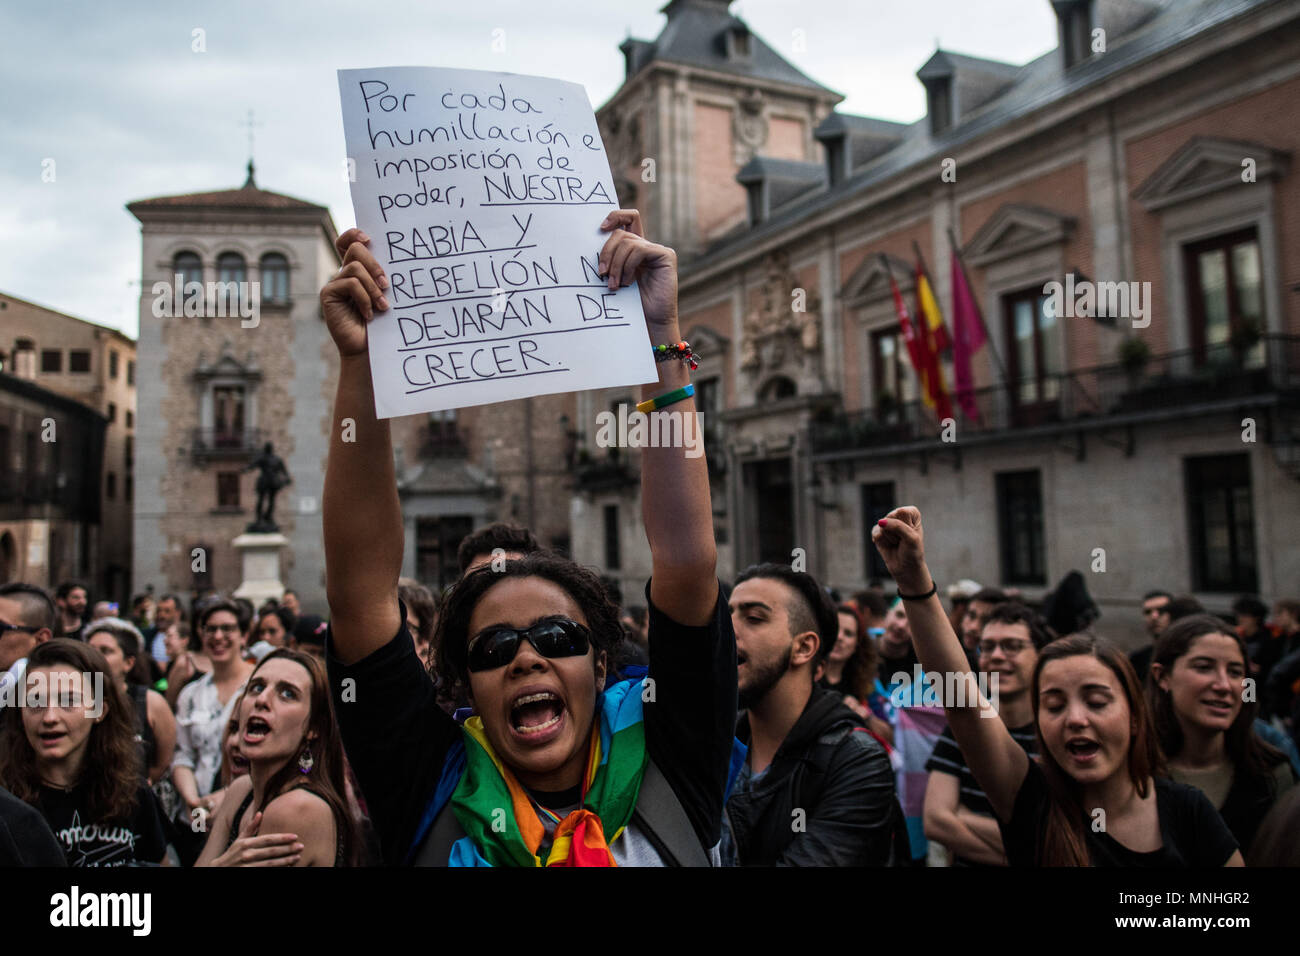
left=318, top=210, right=734, bottom=866
left=0, top=639, right=167, bottom=866
left=1149, top=614, right=1296, bottom=856
left=872, top=508, right=1243, bottom=866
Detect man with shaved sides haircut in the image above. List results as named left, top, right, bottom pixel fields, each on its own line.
left=0, top=583, right=56, bottom=705
left=721, top=563, right=901, bottom=865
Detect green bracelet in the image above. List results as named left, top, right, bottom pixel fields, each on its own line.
left=636, top=383, right=694, bottom=414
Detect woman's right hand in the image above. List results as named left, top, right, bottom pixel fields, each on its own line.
left=209, top=810, right=303, bottom=867
left=320, top=228, right=389, bottom=357
left=871, top=506, right=931, bottom=595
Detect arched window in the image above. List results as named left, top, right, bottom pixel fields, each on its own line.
left=173, top=251, right=203, bottom=286
left=216, top=252, right=247, bottom=284
left=259, top=253, right=289, bottom=305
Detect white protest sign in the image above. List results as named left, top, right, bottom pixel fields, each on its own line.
left=337, top=66, right=657, bottom=419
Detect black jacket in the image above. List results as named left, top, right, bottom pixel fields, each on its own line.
left=725, top=686, right=899, bottom=866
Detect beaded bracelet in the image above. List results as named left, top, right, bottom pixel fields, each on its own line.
left=636, top=383, right=695, bottom=415
left=653, top=341, right=701, bottom=370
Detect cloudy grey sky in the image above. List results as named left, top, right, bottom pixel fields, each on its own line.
left=0, top=0, right=1057, bottom=338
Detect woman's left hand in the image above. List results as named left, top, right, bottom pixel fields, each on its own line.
left=597, top=209, right=678, bottom=328
left=209, top=811, right=303, bottom=867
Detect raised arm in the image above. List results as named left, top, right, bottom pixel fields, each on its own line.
left=320, top=228, right=403, bottom=664
left=598, top=210, right=717, bottom=626
left=872, top=507, right=1028, bottom=822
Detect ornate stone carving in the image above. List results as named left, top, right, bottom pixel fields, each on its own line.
left=733, top=90, right=768, bottom=165
left=739, top=251, right=822, bottom=381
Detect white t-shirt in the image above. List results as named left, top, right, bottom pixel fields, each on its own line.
left=172, top=672, right=246, bottom=797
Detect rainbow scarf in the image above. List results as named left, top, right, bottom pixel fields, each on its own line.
left=447, top=678, right=647, bottom=866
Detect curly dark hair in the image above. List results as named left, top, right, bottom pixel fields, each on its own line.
left=0, top=639, right=142, bottom=822
left=434, top=551, right=623, bottom=699
left=456, top=523, right=541, bottom=575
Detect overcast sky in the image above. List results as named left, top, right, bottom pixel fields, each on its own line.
left=0, top=0, right=1057, bottom=338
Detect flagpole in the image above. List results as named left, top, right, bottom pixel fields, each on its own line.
left=946, top=227, right=1010, bottom=386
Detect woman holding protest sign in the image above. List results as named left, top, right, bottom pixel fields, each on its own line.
left=871, top=508, right=1243, bottom=867
left=318, top=209, right=736, bottom=866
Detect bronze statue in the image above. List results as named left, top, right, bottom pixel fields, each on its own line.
left=246, top=442, right=291, bottom=532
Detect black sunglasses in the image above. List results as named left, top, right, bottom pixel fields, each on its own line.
left=0, top=621, right=36, bottom=638
left=466, top=618, right=592, bottom=672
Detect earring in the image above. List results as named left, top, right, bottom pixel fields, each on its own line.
left=297, top=747, right=314, bottom=774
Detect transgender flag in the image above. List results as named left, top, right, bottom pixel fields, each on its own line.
left=949, top=240, right=986, bottom=424
left=895, top=704, right=948, bottom=862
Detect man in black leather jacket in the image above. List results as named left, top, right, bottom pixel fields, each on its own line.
left=721, top=564, right=900, bottom=866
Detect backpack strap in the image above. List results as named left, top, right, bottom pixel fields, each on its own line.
left=413, top=801, right=468, bottom=867
left=629, top=758, right=711, bottom=867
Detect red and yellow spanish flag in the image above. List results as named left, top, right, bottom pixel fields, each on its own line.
left=912, top=244, right=954, bottom=422
left=883, top=256, right=931, bottom=408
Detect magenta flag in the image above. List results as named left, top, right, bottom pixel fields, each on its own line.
left=949, top=247, right=986, bottom=423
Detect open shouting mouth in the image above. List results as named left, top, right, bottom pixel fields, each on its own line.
left=508, top=688, right=566, bottom=744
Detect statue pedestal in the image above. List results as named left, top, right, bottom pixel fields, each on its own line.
left=231, top=532, right=289, bottom=607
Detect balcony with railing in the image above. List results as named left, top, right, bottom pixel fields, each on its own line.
left=190, top=428, right=267, bottom=462
left=812, top=335, right=1300, bottom=457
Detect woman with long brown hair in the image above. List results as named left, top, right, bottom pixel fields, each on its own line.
left=822, top=603, right=893, bottom=744
left=0, top=639, right=168, bottom=866
left=1148, top=613, right=1296, bottom=855
left=197, top=648, right=358, bottom=866
left=871, top=507, right=1242, bottom=866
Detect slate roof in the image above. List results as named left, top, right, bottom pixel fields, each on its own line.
left=128, top=163, right=328, bottom=215
left=623, top=0, right=837, bottom=95
left=685, top=0, right=1286, bottom=275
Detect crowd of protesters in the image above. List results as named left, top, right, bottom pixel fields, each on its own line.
left=0, top=210, right=1297, bottom=867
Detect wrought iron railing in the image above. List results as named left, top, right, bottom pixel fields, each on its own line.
left=812, top=335, right=1300, bottom=455
left=190, top=428, right=266, bottom=460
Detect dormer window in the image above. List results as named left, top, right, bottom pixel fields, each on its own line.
left=927, top=78, right=953, bottom=137
left=724, top=25, right=751, bottom=60
left=1055, top=0, right=1095, bottom=69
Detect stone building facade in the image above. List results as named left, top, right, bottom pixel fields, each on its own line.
left=128, top=166, right=580, bottom=607
left=128, top=168, right=343, bottom=613
left=0, top=292, right=135, bottom=598
left=571, top=0, right=1300, bottom=644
